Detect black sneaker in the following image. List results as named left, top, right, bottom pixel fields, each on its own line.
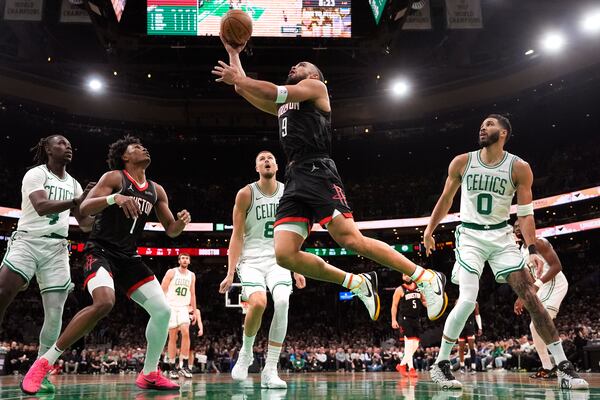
left=430, top=360, right=462, bottom=389
left=530, top=367, right=551, bottom=379
left=557, top=361, right=589, bottom=390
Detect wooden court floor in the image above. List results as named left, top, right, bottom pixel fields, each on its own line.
left=0, top=371, right=598, bottom=399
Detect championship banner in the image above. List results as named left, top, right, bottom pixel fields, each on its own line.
left=60, top=0, right=91, bottom=23
left=403, top=0, right=432, bottom=30
left=445, top=0, right=482, bottom=29
left=4, top=0, right=44, bottom=21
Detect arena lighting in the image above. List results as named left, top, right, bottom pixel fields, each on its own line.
left=392, top=80, right=410, bottom=97
left=87, top=78, right=103, bottom=92
left=525, top=49, right=535, bottom=56
left=581, top=10, right=600, bottom=33
left=541, top=32, right=566, bottom=53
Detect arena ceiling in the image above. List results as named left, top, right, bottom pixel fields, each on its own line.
left=1, top=0, right=598, bottom=102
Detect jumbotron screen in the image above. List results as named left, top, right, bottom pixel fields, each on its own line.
left=147, top=0, right=351, bottom=38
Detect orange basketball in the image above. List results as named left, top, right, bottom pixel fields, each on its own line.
left=220, top=10, right=253, bottom=46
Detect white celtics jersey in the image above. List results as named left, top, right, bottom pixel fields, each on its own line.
left=240, top=181, right=283, bottom=259
left=17, top=165, right=83, bottom=238
left=460, top=150, right=519, bottom=225
left=520, top=244, right=568, bottom=285
left=166, top=268, right=193, bottom=307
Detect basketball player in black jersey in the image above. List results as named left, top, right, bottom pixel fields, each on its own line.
left=391, top=274, right=426, bottom=378
left=457, top=301, right=482, bottom=373
left=22, top=136, right=190, bottom=394
left=213, top=38, right=448, bottom=323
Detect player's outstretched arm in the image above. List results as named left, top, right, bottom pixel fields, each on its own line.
left=423, top=154, right=467, bottom=255
left=219, top=186, right=251, bottom=294
left=80, top=171, right=140, bottom=218
left=154, top=184, right=191, bottom=238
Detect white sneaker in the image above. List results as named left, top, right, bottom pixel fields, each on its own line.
left=416, top=270, right=448, bottom=321
left=169, top=369, right=179, bottom=380
left=557, top=360, right=589, bottom=390
left=232, top=352, right=254, bottom=381
left=430, top=360, right=462, bottom=389
left=179, top=367, right=193, bottom=378
left=261, top=368, right=287, bottom=389
left=351, top=272, right=380, bottom=321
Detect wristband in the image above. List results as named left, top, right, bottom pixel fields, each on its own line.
left=275, top=86, right=288, bottom=104
left=533, top=279, right=543, bottom=289
left=517, top=203, right=534, bottom=216
left=106, top=194, right=117, bottom=205
left=528, top=244, right=537, bottom=255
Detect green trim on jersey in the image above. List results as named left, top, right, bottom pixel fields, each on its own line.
left=40, top=279, right=72, bottom=294
left=546, top=305, right=559, bottom=312
left=455, top=249, right=481, bottom=278
left=271, top=281, right=293, bottom=292
left=508, top=156, right=518, bottom=189
left=41, top=165, right=69, bottom=182
left=494, top=259, right=526, bottom=282
left=477, top=150, right=508, bottom=169
left=1, top=259, right=30, bottom=284
left=241, top=283, right=266, bottom=288
left=246, top=184, right=255, bottom=216
left=254, top=181, right=281, bottom=198
left=539, top=278, right=556, bottom=303
left=461, top=152, right=473, bottom=181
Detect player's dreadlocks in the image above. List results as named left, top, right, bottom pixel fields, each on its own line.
left=30, top=135, right=60, bottom=167
left=107, top=135, right=142, bottom=170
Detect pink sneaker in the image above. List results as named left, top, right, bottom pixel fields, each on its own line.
left=20, top=357, right=53, bottom=394
left=136, top=370, right=180, bottom=391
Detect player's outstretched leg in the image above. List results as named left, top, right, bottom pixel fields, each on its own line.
left=327, top=216, right=447, bottom=320
left=274, top=229, right=380, bottom=320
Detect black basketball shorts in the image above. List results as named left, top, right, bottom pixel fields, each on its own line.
left=460, top=319, right=476, bottom=340
left=275, top=157, right=353, bottom=235
left=82, top=241, right=155, bottom=298
left=400, top=317, right=422, bottom=339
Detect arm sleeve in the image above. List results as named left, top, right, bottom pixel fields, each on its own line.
left=22, top=168, right=46, bottom=197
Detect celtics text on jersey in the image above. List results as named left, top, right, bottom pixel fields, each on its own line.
left=240, top=181, right=284, bottom=259
left=460, top=150, right=520, bottom=226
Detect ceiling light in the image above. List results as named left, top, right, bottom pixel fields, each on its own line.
left=524, top=49, right=535, bottom=55
left=581, top=10, right=600, bottom=33
left=392, top=80, right=410, bottom=97
left=87, top=78, right=103, bottom=92
left=541, top=32, right=566, bottom=53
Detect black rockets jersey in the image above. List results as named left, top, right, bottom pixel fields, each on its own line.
left=399, top=283, right=425, bottom=319
left=88, top=170, right=158, bottom=257
left=277, top=100, right=332, bottom=163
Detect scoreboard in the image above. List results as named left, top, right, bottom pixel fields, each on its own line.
left=147, top=0, right=351, bottom=38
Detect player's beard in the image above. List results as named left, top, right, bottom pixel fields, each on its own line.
left=285, top=73, right=306, bottom=85
left=261, top=171, right=275, bottom=179
left=479, top=130, right=500, bottom=147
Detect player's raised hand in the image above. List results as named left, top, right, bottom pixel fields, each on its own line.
left=391, top=320, right=399, bottom=330
left=220, top=32, right=246, bottom=55
left=212, top=61, right=242, bottom=85
left=294, top=273, right=306, bottom=289
left=423, top=231, right=436, bottom=256
left=114, top=194, right=141, bottom=218
left=177, top=210, right=191, bottom=225
left=219, top=274, right=234, bottom=294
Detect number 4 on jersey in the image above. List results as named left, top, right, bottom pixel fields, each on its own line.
left=175, top=287, right=188, bottom=297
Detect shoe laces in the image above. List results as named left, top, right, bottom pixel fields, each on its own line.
left=439, top=362, right=455, bottom=380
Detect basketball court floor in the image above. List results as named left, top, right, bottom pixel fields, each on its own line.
left=0, top=371, right=598, bottom=399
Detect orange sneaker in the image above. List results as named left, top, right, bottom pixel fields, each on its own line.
left=409, top=368, right=418, bottom=378
left=396, top=364, right=409, bottom=377
left=135, top=370, right=180, bottom=391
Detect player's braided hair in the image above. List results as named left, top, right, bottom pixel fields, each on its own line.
left=107, top=135, right=142, bottom=170
left=30, top=135, right=60, bottom=167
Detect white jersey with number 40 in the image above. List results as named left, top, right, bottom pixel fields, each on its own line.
left=240, top=181, right=284, bottom=259
left=166, top=268, right=193, bottom=307
left=460, top=150, right=520, bottom=225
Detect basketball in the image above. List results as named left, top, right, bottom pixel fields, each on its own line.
left=220, top=10, right=253, bottom=46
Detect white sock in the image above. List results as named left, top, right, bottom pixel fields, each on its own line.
left=410, top=266, right=433, bottom=283
left=531, top=322, right=554, bottom=369
left=242, top=333, right=256, bottom=355
left=342, top=273, right=362, bottom=290
left=436, top=338, right=456, bottom=364
left=547, top=340, right=567, bottom=365
left=43, top=344, right=64, bottom=365
left=265, top=344, right=282, bottom=371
